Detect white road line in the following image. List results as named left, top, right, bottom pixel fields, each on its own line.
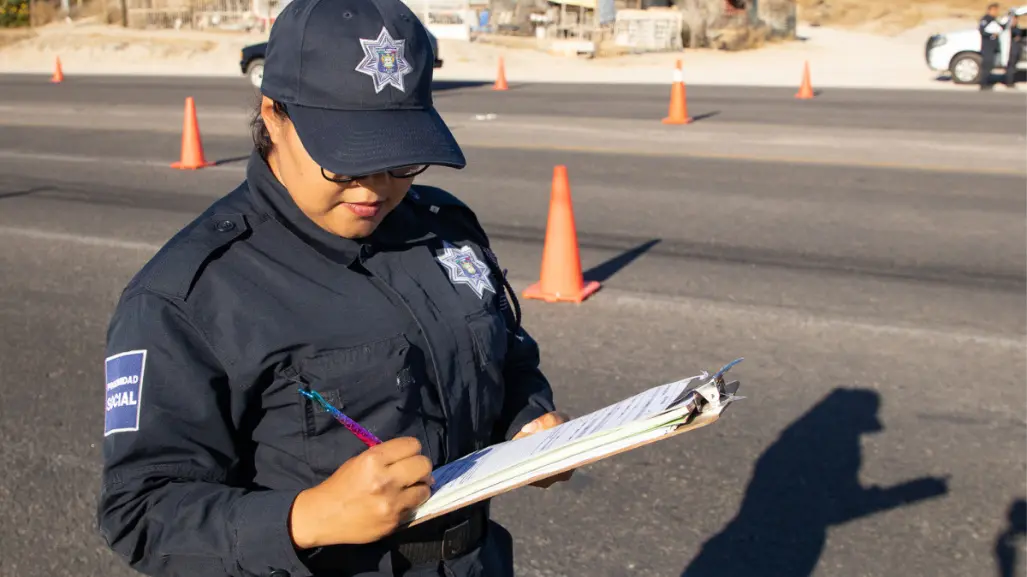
left=3, top=224, right=1021, bottom=350
left=0, top=150, right=244, bottom=171
left=0, top=225, right=162, bottom=252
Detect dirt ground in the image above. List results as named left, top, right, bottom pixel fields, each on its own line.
left=0, top=28, right=34, bottom=50
left=797, top=0, right=1011, bottom=32
left=0, top=0, right=1004, bottom=89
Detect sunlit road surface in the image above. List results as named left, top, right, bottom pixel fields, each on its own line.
left=0, top=74, right=1024, bottom=577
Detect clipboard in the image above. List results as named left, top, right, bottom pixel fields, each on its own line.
left=402, top=358, right=745, bottom=527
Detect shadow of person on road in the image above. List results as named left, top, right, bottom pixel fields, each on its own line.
left=995, top=498, right=1026, bottom=577
left=680, top=388, right=949, bottom=577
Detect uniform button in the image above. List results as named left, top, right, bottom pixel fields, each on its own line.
left=215, top=219, right=236, bottom=232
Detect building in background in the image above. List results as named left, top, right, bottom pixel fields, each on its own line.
left=476, top=0, right=795, bottom=53
left=114, top=0, right=793, bottom=55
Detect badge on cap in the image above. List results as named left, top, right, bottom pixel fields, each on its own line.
left=436, top=241, right=495, bottom=299
left=356, top=27, right=414, bottom=94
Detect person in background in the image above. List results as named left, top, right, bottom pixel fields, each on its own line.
left=978, top=3, right=1010, bottom=90
left=1004, top=11, right=1024, bottom=87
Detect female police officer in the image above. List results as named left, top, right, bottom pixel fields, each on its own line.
left=96, top=0, right=571, bottom=575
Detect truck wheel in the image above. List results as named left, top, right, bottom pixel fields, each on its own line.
left=246, top=59, right=265, bottom=88
left=950, top=52, right=983, bottom=85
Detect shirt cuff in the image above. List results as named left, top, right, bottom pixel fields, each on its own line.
left=234, top=489, right=314, bottom=577
left=504, top=404, right=553, bottom=441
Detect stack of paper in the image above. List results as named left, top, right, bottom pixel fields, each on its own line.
left=404, top=359, right=744, bottom=526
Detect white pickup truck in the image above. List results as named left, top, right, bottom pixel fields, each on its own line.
left=925, top=5, right=1027, bottom=84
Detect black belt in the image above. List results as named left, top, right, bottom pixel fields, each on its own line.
left=298, top=505, right=489, bottom=574
left=389, top=506, right=488, bottom=568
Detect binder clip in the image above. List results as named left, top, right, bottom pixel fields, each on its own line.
left=671, top=357, right=745, bottom=415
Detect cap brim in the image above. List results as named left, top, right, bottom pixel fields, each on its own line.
left=286, top=105, right=466, bottom=177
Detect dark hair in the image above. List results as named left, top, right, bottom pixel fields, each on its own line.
left=988, top=2, right=1000, bottom=10
left=250, top=97, right=289, bottom=159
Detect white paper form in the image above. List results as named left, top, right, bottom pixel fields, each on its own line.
left=404, top=361, right=745, bottom=526
left=429, top=375, right=701, bottom=497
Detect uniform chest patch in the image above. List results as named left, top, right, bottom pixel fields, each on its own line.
left=436, top=241, right=496, bottom=299
left=104, top=350, right=146, bottom=436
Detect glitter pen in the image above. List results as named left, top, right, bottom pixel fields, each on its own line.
left=298, top=388, right=382, bottom=448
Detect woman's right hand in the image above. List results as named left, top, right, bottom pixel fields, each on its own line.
left=288, top=437, right=434, bottom=548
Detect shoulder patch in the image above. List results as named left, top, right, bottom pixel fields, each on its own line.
left=144, top=213, right=250, bottom=301
left=105, top=350, right=146, bottom=436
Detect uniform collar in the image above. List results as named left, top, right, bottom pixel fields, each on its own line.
left=244, top=150, right=435, bottom=266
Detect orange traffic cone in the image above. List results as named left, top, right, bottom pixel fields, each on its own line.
left=795, top=61, right=815, bottom=99
left=50, top=57, right=64, bottom=83
left=493, top=57, right=509, bottom=91
left=522, top=166, right=601, bottom=304
left=171, top=97, right=215, bottom=170
left=662, top=59, right=692, bottom=125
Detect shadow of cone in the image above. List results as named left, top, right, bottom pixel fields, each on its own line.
left=493, top=57, right=509, bottom=91
left=662, top=59, right=692, bottom=125
left=522, top=165, right=601, bottom=304
left=50, top=57, right=64, bottom=83
left=795, top=61, right=815, bottom=99
left=171, top=97, right=216, bottom=170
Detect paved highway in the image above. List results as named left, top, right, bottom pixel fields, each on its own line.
left=2, top=73, right=1026, bottom=133
left=0, top=74, right=1024, bottom=577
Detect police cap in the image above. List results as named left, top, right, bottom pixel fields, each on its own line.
left=260, top=0, right=466, bottom=177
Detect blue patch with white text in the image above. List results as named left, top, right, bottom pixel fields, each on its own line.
left=104, top=350, right=146, bottom=436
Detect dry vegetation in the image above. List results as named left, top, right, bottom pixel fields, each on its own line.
left=797, top=0, right=999, bottom=31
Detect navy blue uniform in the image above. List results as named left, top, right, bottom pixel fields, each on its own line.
left=979, top=13, right=1006, bottom=87
left=1007, top=23, right=1024, bottom=86
left=98, top=151, right=556, bottom=577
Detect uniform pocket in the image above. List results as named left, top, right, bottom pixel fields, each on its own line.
left=464, top=308, right=508, bottom=448
left=288, top=334, right=433, bottom=477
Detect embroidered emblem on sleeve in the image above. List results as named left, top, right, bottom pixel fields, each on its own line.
left=104, top=350, right=146, bottom=436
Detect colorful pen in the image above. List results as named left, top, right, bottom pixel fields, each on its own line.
left=298, top=388, right=382, bottom=447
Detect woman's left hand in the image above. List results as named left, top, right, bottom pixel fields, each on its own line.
left=512, top=411, right=575, bottom=488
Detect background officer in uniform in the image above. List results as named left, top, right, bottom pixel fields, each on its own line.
left=96, top=0, right=573, bottom=575
left=1004, top=11, right=1024, bottom=87
left=978, top=3, right=1010, bottom=90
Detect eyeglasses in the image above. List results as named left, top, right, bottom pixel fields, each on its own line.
left=320, top=164, right=429, bottom=183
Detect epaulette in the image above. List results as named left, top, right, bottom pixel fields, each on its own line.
left=142, top=211, right=251, bottom=301
left=405, top=185, right=489, bottom=247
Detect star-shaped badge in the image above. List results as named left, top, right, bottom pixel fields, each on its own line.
left=355, top=26, right=414, bottom=94
left=436, top=241, right=496, bottom=299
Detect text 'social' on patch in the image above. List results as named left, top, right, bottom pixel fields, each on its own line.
left=104, top=349, right=146, bottom=436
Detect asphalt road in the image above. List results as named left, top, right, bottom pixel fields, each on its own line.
left=2, top=73, right=1026, bottom=133
left=0, top=74, right=1024, bottom=577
